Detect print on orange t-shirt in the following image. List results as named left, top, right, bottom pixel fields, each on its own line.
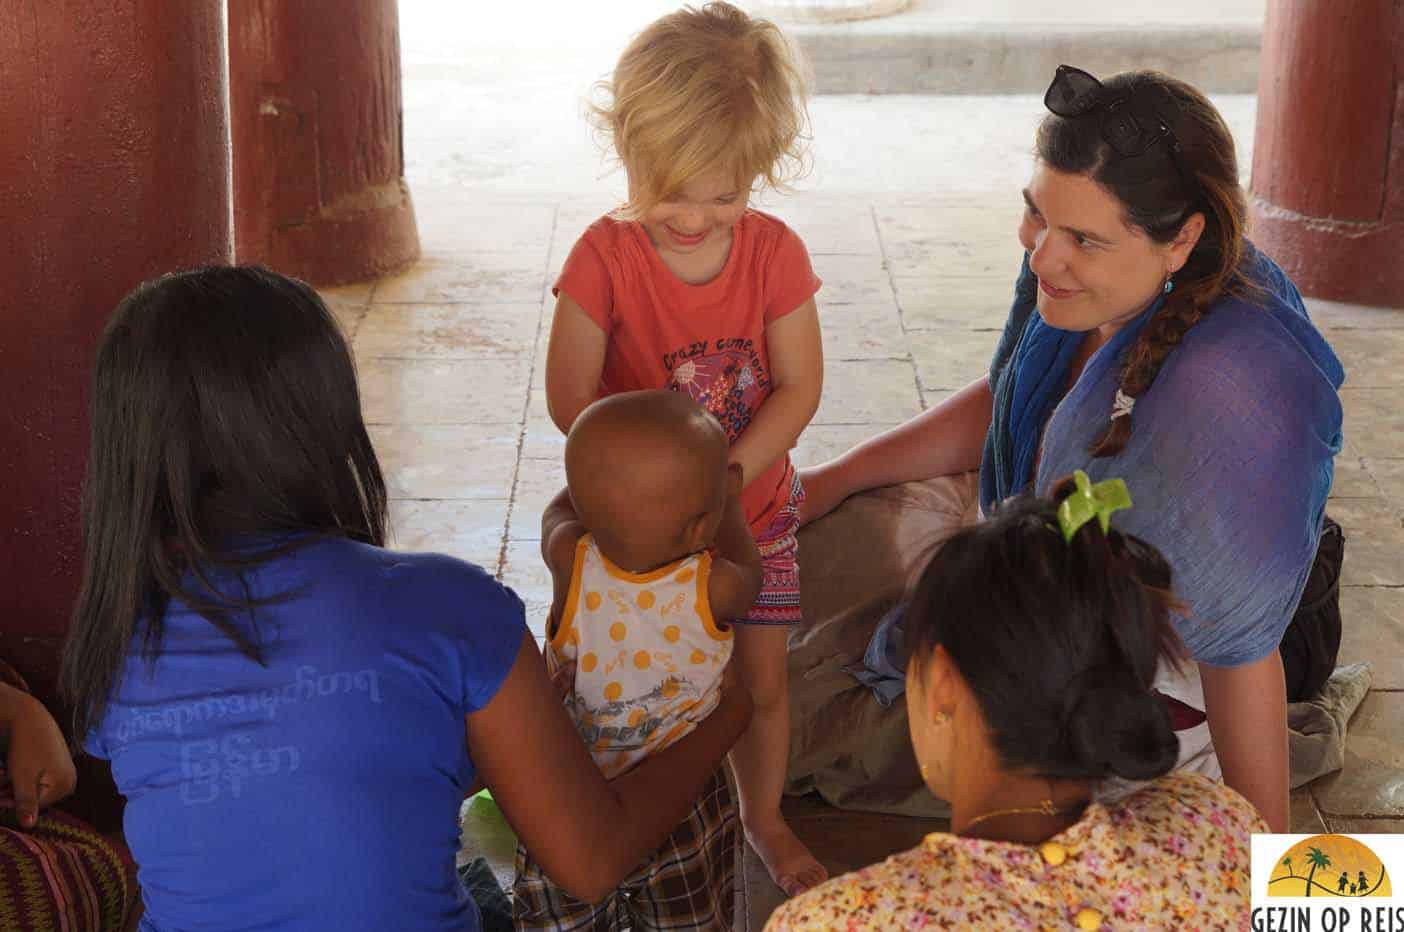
left=553, top=209, right=822, bottom=533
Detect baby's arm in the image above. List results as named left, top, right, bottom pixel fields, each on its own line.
left=728, top=299, right=823, bottom=488
left=541, top=487, right=587, bottom=644
left=707, top=468, right=765, bottom=620
left=545, top=293, right=608, bottom=434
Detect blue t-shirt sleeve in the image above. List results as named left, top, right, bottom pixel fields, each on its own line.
left=384, top=555, right=528, bottom=716
left=456, top=573, right=528, bottom=714
left=83, top=726, right=109, bottom=760
left=1111, top=312, right=1341, bottom=667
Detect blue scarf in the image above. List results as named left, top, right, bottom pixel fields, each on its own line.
left=980, top=253, right=1165, bottom=512
left=853, top=243, right=1344, bottom=697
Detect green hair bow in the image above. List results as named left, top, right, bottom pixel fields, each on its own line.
left=1057, top=470, right=1132, bottom=543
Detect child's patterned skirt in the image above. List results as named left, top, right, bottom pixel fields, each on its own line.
left=739, top=473, right=804, bottom=626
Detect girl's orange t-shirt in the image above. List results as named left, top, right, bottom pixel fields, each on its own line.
left=554, top=209, right=822, bottom=533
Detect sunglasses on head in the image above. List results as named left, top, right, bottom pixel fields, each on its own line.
left=1044, top=65, right=1200, bottom=205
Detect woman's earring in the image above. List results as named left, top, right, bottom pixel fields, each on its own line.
left=1163, top=276, right=1175, bottom=295
left=932, top=710, right=951, bottom=726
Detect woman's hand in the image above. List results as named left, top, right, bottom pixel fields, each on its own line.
left=796, top=461, right=853, bottom=526
left=1, top=683, right=78, bottom=828
left=797, top=376, right=995, bottom=528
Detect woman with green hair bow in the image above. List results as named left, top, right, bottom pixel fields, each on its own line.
left=769, top=477, right=1264, bottom=931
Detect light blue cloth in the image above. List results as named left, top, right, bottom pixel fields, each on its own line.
left=843, top=604, right=908, bottom=707
left=853, top=244, right=1345, bottom=704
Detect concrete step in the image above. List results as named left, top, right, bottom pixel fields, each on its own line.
left=779, top=0, right=1265, bottom=94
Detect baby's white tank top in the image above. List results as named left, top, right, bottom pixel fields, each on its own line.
left=548, top=534, right=733, bottom=778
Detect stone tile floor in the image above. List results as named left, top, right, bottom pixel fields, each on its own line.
left=332, top=180, right=1403, bottom=924
left=332, top=27, right=1403, bottom=918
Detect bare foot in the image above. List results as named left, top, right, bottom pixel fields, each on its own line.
left=746, top=817, right=828, bottom=898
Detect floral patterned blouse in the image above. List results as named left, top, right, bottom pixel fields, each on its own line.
left=765, top=773, right=1263, bottom=931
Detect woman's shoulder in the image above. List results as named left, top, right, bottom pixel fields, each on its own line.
left=379, top=546, right=518, bottom=612
left=1174, top=245, right=1345, bottom=397
left=302, top=537, right=520, bottom=618
left=308, top=540, right=526, bottom=681
left=1112, top=772, right=1269, bottom=836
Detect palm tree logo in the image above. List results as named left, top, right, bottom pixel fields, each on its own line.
left=1303, top=847, right=1332, bottom=897
left=1268, top=835, right=1391, bottom=898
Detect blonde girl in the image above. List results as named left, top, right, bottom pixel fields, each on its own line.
left=545, top=1, right=826, bottom=897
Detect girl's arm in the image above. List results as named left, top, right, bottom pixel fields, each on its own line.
left=798, top=375, right=993, bottom=525
left=1200, top=655, right=1290, bottom=832
left=728, top=299, right=823, bottom=488
left=545, top=294, right=607, bottom=434
left=465, top=633, right=752, bottom=903
left=706, top=472, right=764, bottom=620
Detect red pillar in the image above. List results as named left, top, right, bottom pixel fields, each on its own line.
left=0, top=0, right=233, bottom=694
left=229, top=0, right=420, bottom=286
left=0, top=0, right=232, bottom=826
left=1249, top=0, right=1403, bottom=308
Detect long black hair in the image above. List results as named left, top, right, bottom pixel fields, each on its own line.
left=907, top=478, right=1187, bottom=782
left=61, top=266, right=388, bottom=742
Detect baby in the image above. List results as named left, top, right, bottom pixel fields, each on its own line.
left=513, top=390, right=762, bottom=930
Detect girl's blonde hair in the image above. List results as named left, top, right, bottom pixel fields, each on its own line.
left=591, top=2, right=809, bottom=216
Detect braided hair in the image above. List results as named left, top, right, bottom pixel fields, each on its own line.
left=1036, top=71, right=1249, bottom=458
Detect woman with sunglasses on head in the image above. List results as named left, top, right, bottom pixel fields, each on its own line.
left=769, top=477, right=1264, bottom=930
left=798, top=68, right=1344, bottom=832
left=60, top=267, right=752, bottom=931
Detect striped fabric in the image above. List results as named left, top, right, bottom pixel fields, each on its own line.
left=0, top=798, right=140, bottom=931
left=0, top=659, right=140, bottom=932
left=737, top=474, right=804, bottom=626
left=513, top=767, right=736, bottom=931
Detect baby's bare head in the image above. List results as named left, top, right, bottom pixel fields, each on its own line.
left=565, top=391, right=731, bottom=571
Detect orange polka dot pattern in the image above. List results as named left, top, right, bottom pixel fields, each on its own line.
left=548, top=535, right=733, bottom=779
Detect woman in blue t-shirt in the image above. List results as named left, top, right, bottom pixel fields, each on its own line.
left=59, top=267, right=751, bottom=931
left=799, top=68, right=1343, bottom=833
